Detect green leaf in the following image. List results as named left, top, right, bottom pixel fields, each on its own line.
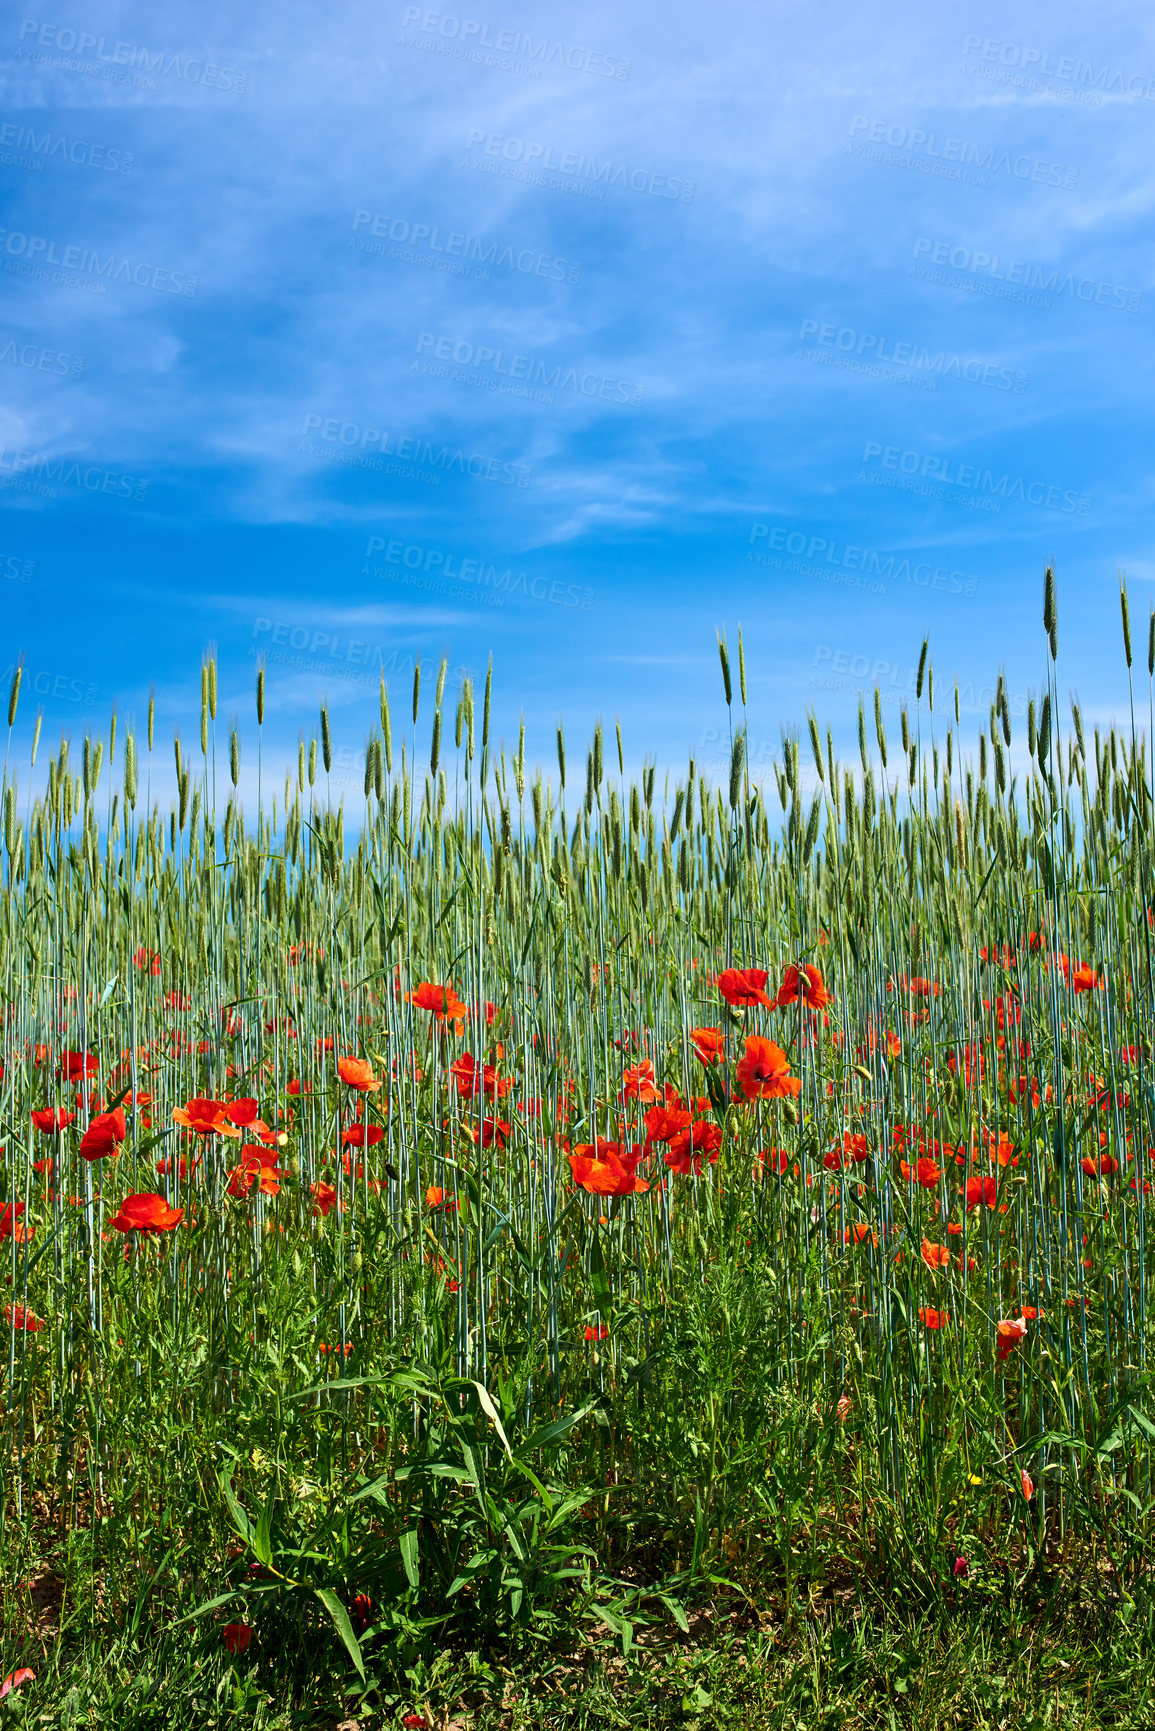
left=173, top=1588, right=245, bottom=1626
left=219, top=1470, right=255, bottom=1547
left=516, top=1401, right=596, bottom=1458
left=472, top=1381, right=513, bottom=1458
left=399, top=1528, right=419, bottom=1591
left=588, top=1233, right=612, bottom=1316
left=659, top=1593, right=690, bottom=1633
left=314, top=1587, right=366, bottom=1682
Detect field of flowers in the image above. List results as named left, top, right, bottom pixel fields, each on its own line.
left=3, top=577, right=1155, bottom=1727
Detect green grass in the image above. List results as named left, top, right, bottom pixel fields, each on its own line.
left=4, top=585, right=1155, bottom=1724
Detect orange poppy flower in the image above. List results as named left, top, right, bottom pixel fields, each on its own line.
left=689, top=1027, right=726, bottom=1065
left=919, top=1307, right=949, bottom=1328
left=337, top=1056, right=382, bottom=1093
left=310, top=1181, right=342, bottom=1216
left=109, top=1192, right=184, bottom=1233
left=227, top=1147, right=282, bottom=1199
left=777, top=964, right=830, bottom=1010
left=0, top=1202, right=33, bottom=1243
left=448, top=1052, right=511, bottom=1101
left=406, top=982, right=468, bottom=1031
left=1081, top=1153, right=1119, bottom=1177
left=567, top=1140, right=649, bottom=1197
left=172, top=1097, right=243, bottom=1138
left=735, top=1036, right=801, bottom=1102
left=425, top=1186, right=458, bottom=1211
left=716, top=967, right=773, bottom=1009
left=921, top=1238, right=951, bottom=1270
left=1020, top=1468, right=1034, bottom=1501
left=619, top=1060, right=660, bottom=1104
left=900, top=1156, right=942, bottom=1189
left=996, top=1315, right=1028, bottom=1360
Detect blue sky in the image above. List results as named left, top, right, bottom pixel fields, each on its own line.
left=1, top=0, right=1153, bottom=805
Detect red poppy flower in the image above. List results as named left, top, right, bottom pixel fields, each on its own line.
left=619, top=1060, right=660, bottom=1104
left=1071, top=965, right=1100, bottom=993
left=756, top=1147, right=792, bottom=1176
left=425, top=1186, right=458, bottom=1211
left=735, top=1036, right=801, bottom=1101
left=57, top=1050, right=97, bottom=1081
left=900, top=1156, right=941, bottom=1189
left=448, top=1052, right=512, bottom=1101
left=337, top=1056, right=382, bottom=1093
left=0, top=1202, right=33, bottom=1243
left=919, top=1307, right=949, bottom=1328
left=947, top=1045, right=984, bottom=1085
left=689, top=1027, right=726, bottom=1065
left=225, top=1097, right=261, bottom=1127
left=921, top=1238, right=950, bottom=1270
left=0, top=1669, right=34, bottom=1700
left=843, top=1223, right=877, bottom=1246
left=156, top=1154, right=201, bottom=1180
left=460, top=1116, right=512, bottom=1149
left=30, top=1107, right=76, bottom=1134
left=964, top=1175, right=998, bottom=1210
left=1020, top=1469, right=1034, bottom=1501
left=341, top=1122, right=385, bottom=1147
left=406, top=982, right=468, bottom=1031
left=78, top=1107, right=126, bottom=1162
left=109, top=1192, right=184, bottom=1233
left=1081, top=1153, right=1119, bottom=1177
left=227, top=1148, right=282, bottom=1199
left=644, top=1098, right=693, bottom=1147
left=664, top=1118, right=723, bottom=1176
left=222, top=1621, right=253, bottom=1654
left=584, top=1323, right=610, bottom=1341
left=953, top=1556, right=969, bottom=1578
left=996, top=1315, right=1028, bottom=1360
left=172, top=1097, right=243, bottom=1138
left=777, top=964, right=830, bottom=1009
left=567, top=1140, right=648, bottom=1197
left=133, top=946, right=162, bottom=975
left=716, top=967, right=773, bottom=1009
left=4, top=1302, right=45, bottom=1332
left=310, top=1181, right=341, bottom=1216
left=889, top=974, right=940, bottom=999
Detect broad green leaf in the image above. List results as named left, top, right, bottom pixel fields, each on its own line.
left=399, top=1528, right=419, bottom=1590
left=314, top=1587, right=366, bottom=1681
left=472, top=1381, right=513, bottom=1458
